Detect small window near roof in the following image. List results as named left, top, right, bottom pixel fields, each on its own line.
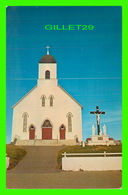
left=50, top=96, right=53, bottom=106
left=45, top=70, right=50, bottom=79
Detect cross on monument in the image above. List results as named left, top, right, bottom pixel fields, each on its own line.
left=90, top=106, right=105, bottom=135
left=46, top=45, right=50, bottom=55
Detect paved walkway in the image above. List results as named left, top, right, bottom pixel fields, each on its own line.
left=6, top=146, right=122, bottom=189
left=7, top=146, right=63, bottom=173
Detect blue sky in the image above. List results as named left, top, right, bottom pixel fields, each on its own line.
left=6, top=6, right=122, bottom=143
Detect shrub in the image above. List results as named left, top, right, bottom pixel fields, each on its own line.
left=6, top=144, right=27, bottom=170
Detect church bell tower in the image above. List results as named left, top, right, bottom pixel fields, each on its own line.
left=38, top=46, right=57, bottom=81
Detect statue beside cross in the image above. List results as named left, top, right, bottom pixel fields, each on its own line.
left=92, top=124, right=96, bottom=135
left=103, top=124, right=107, bottom=135
left=90, top=106, right=105, bottom=135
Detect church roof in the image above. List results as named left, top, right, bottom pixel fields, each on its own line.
left=58, top=85, right=83, bottom=108
left=12, top=84, right=83, bottom=109
left=39, top=54, right=56, bottom=63
left=12, top=85, right=37, bottom=108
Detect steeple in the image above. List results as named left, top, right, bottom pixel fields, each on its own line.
left=38, top=46, right=57, bottom=80
left=39, top=46, right=56, bottom=63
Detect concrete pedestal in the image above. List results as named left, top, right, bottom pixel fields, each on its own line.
left=87, top=135, right=115, bottom=145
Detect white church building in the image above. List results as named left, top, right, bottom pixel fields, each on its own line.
left=11, top=47, right=83, bottom=146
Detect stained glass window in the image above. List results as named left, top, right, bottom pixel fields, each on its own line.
left=42, top=120, right=52, bottom=127
left=67, top=113, right=73, bottom=132
left=22, top=113, right=28, bottom=132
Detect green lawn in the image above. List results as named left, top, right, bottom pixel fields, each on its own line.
left=6, top=144, right=27, bottom=170
left=57, top=145, right=122, bottom=168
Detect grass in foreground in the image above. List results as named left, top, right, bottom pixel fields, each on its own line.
left=57, top=145, right=122, bottom=169
left=6, top=144, right=27, bottom=170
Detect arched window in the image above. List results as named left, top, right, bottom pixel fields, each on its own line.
left=40, top=95, right=46, bottom=107
left=49, top=95, right=54, bottom=107
left=50, top=96, right=53, bottom=106
left=29, top=124, right=35, bottom=130
left=42, top=96, right=45, bottom=106
left=60, top=124, right=65, bottom=130
left=22, top=112, right=29, bottom=132
left=42, top=119, right=52, bottom=127
left=45, top=70, right=50, bottom=79
left=67, top=112, right=73, bottom=132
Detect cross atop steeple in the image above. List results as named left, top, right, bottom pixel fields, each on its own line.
left=46, top=45, right=50, bottom=55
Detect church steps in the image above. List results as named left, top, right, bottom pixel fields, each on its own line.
left=15, top=139, right=76, bottom=146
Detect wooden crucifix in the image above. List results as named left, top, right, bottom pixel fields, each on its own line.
left=90, top=106, right=105, bottom=135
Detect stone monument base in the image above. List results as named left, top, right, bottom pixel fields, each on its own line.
left=86, top=135, right=116, bottom=146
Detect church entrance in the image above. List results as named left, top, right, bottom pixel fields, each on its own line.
left=29, top=125, right=35, bottom=140
left=60, top=124, right=66, bottom=140
left=42, top=120, right=52, bottom=140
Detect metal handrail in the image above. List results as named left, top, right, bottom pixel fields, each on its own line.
left=62, top=152, right=122, bottom=157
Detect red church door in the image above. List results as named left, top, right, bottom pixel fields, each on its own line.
left=42, top=120, right=52, bottom=140
left=29, top=125, right=35, bottom=140
left=60, top=125, right=66, bottom=140
left=42, top=128, right=52, bottom=139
